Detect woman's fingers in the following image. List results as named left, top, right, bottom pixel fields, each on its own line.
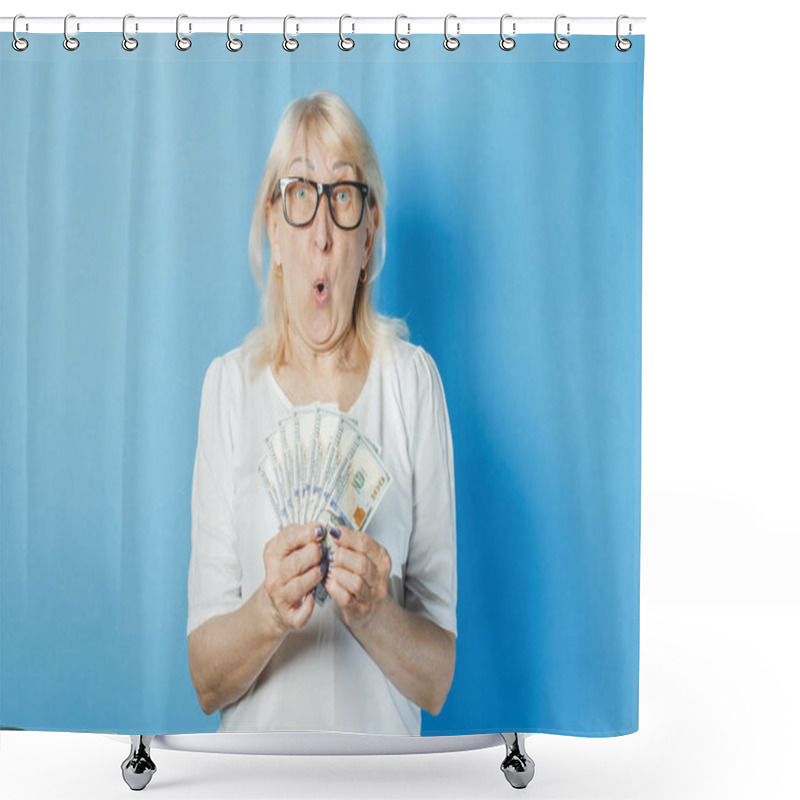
left=328, top=527, right=391, bottom=589
left=278, top=522, right=325, bottom=556
left=327, top=563, right=368, bottom=603
left=325, top=570, right=366, bottom=612
left=273, top=563, right=323, bottom=628
left=333, top=527, right=391, bottom=574
left=283, top=591, right=315, bottom=628
left=285, top=561, right=325, bottom=607
left=279, top=539, right=322, bottom=583
left=323, top=526, right=392, bottom=627
left=329, top=525, right=370, bottom=555
left=328, top=545, right=375, bottom=589
left=262, top=522, right=327, bottom=631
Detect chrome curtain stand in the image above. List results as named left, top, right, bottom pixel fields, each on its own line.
left=120, top=732, right=534, bottom=790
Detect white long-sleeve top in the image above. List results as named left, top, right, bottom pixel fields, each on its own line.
left=187, top=336, right=457, bottom=734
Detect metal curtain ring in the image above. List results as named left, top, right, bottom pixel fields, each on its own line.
left=553, top=14, right=570, bottom=51
left=444, top=14, right=460, bottom=51
left=616, top=15, right=632, bottom=51
left=227, top=15, right=243, bottom=51
left=394, top=15, right=410, bottom=50
left=283, top=15, right=299, bottom=51
left=176, top=14, right=191, bottom=50
left=339, top=15, right=354, bottom=50
left=12, top=14, right=29, bottom=51
left=122, top=14, right=138, bottom=51
left=499, top=14, right=515, bottom=51
left=63, top=13, right=80, bottom=51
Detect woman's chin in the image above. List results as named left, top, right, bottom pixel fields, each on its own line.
left=305, top=321, right=339, bottom=347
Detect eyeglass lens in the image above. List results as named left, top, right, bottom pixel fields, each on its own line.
left=285, top=181, right=364, bottom=228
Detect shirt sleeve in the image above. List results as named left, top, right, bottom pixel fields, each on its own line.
left=186, top=356, right=244, bottom=637
left=403, top=346, right=458, bottom=638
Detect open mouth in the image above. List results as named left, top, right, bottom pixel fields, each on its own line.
left=313, top=278, right=329, bottom=305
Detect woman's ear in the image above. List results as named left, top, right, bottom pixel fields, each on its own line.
left=266, top=202, right=282, bottom=266
left=364, top=204, right=380, bottom=266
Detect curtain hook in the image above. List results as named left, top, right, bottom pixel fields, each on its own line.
left=122, top=14, right=138, bottom=51
left=227, top=15, right=243, bottom=51
left=499, top=14, right=516, bottom=51
left=616, top=15, right=632, bottom=51
left=12, top=14, right=29, bottom=51
left=394, top=15, right=410, bottom=51
left=175, top=14, right=192, bottom=50
left=63, top=13, right=80, bottom=51
left=283, top=15, right=299, bottom=51
left=444, top=14, right=460, bottom=51
left=339, top=15, right=355, bottom=50
left=553, top=14, right=570, bottom=51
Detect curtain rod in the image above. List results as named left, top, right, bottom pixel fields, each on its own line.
left=1, top=16, right=646, bottom=36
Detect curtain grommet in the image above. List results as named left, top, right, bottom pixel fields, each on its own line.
left=122, top=14, right=138, bottom=51
left=283, top=15, right=299, bottom=51
left=12, top=15, right=29, bottom=51
left=63, top=13, right=80, bottom=51
left=175, top=14, right=192, bottom=51
left=444, top=14, right=460, bottom=51
left=394, top=15, right=410, bottom=51
left=615, top=15, right=632, bottom=51
left=499, top=14, right=516, bottom=51
left=553, top=14, right=570, bottom=51
left=226, top=15, right=243, bottom=52
left=339, top=15, right=355, bottom=51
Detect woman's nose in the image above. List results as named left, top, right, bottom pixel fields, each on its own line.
left=312, top=196, right=333, bottom=250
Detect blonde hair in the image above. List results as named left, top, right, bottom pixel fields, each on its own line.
left=243, top=90, right=409, bottom=379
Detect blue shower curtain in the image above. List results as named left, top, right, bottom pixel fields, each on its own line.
left=0, top=32, right=643, bottom=736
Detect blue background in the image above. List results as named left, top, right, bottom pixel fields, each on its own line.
left=0, top=33, right=643, bottom=736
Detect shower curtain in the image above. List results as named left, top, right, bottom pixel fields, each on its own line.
left=0, top=29, right=644, bottom=737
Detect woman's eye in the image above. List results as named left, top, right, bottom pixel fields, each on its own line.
left=335, top=189, right=350, bottom=203
left=296, top=187, right=308, bottom=200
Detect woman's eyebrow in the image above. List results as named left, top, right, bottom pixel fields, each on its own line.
left=287, top=156, right=354, bottom=172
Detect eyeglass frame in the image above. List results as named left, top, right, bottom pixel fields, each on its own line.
left=275, top=177, right=370, bottom=231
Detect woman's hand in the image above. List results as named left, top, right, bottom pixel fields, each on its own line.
left=323, top=525, right=392, bottom=630
left=262, top=523, right=326, bottom=634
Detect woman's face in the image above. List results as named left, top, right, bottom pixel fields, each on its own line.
left=266, top=130, right=377, bottom=358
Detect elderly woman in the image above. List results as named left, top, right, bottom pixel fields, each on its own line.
left=186, top=91, right=457, bottom=735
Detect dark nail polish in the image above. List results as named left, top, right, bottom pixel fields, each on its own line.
left=319, top=561, right=327, bottom=575
left=315, top=525, right=324, bottom=539
left=329, top=526, right=341, bottom=539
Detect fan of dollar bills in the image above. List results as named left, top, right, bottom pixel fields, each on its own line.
left=258, top=404, right=392, bottom=605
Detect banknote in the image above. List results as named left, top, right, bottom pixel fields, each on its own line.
left=314, top=436, right=392, bottom=604
left=307, top=415, right=345, bottom=524
left=299, top=408, right=320, bottom=523
left=261, top=435, right=291, bottom=529
left=296, top=406, right=319, bottom=522
left=258, top=444, right=285, bottom=529
left=257, top=458, right=282, bottom=525
left=308, top=409, right=347, bottom=517
left=259, top=406, right=392, bottom=606
left=311, top=417, right=361, bottom=522
left=293, top=413, right=303, bottom=528
left=323, top=436, right=392, bottom=533
left=277, top=419, right=296, bottom=524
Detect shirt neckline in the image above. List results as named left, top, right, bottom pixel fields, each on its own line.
left=267, top=355, right=376, bottom=415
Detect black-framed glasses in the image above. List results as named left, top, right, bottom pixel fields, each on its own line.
left=276, top=177, right=369, bottom=231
